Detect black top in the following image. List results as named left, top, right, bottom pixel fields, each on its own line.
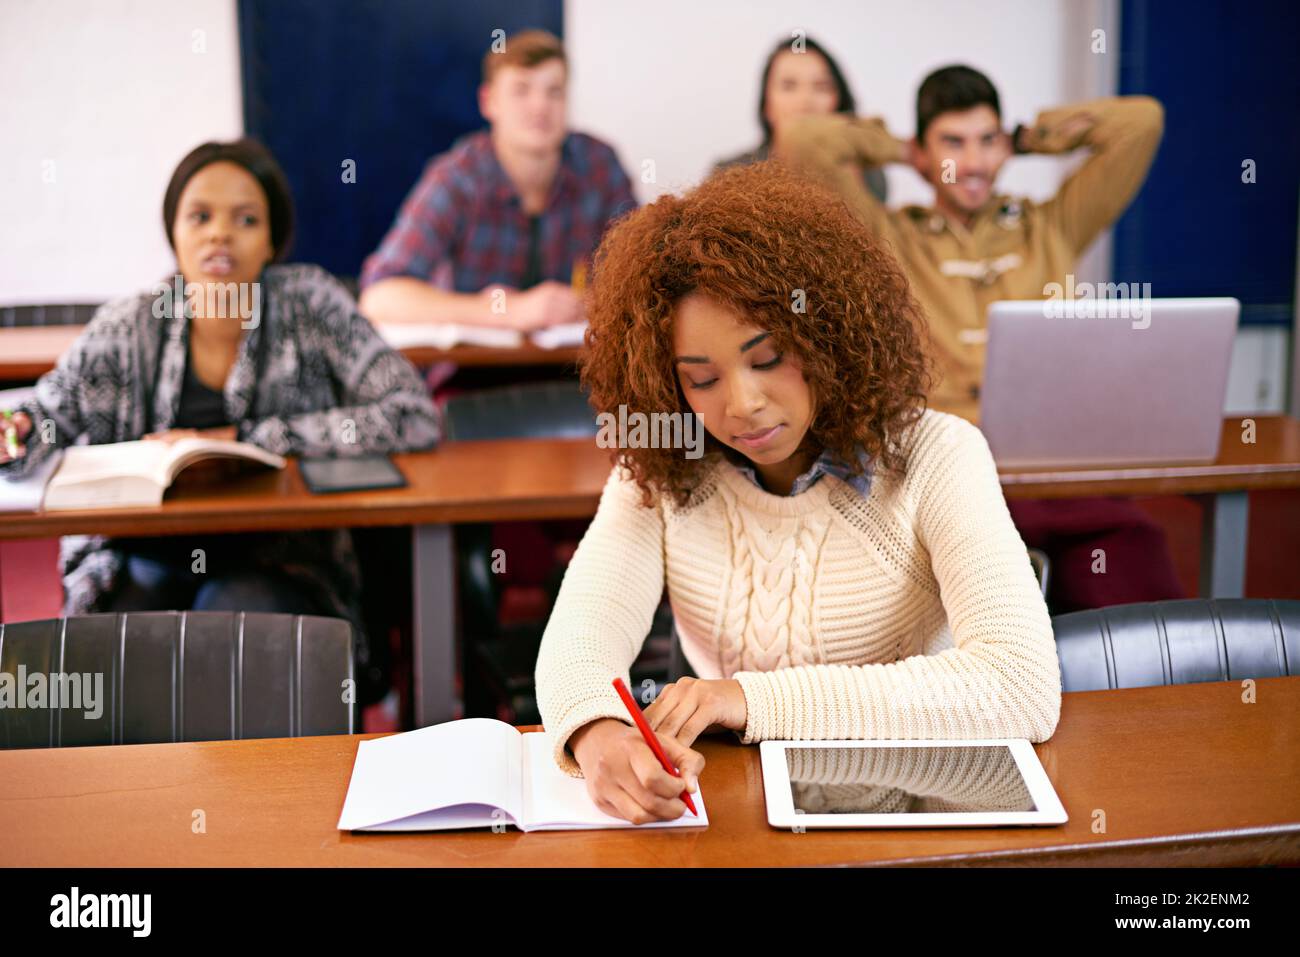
left=112, top=350, right=240, bottom=564
left=173, top=351, right=231, bottom=430
left=520, top=214, right=543, bottom=289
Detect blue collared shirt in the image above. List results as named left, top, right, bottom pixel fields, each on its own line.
left=726, top=445, right=874, bottom=497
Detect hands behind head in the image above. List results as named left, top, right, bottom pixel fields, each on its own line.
left=1015, top=110, right=1098, bottom=154
left=905, top=137, right=928, bottom=179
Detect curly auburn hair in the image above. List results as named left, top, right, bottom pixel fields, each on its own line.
left=579, top=160, right=936, bottom=510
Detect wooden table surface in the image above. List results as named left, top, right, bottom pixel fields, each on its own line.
left=995, top=415, right=1300, bottom=498
left=399, top=342, right=580, bottom=369
left=0, top=324, right=579, bottom=380
left=2, top=417, right=1298, bottom=541
left=1, top=677, right=1296, bottom=867
left=0, top=438, right=617, bottom=539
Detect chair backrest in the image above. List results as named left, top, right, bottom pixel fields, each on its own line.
left=1053, top=599, right=1299, bottom=692
left=441, top=379, right=600, bottom=442
left=0, top=303, right=101, bottom=327
left=0, top=611, right=355, bottom=749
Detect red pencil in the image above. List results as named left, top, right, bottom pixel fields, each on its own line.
left=611, top=677, right=698, bottom=816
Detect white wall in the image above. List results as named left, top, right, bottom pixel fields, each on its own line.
left=0, top=0, right=1288, bottom=412
left=564, top=0, right=1295, bottom=413
left=564, top=0, right=1118, bottom=285
left=0, top=0, right=1120, bottom=303
left=0, top=0, right=242, bottom=305
left=1226, top=327, right=1290, bottom=415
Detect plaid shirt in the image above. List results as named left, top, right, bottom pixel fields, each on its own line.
left=727, top=444, right=875, bottom=497
left=359, top=130, right=637, bottom=293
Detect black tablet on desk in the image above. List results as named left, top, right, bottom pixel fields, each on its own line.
left=299, top=455, right=407, bottom=494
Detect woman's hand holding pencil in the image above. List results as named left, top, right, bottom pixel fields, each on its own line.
left=567, top=683, right=706, bottom=826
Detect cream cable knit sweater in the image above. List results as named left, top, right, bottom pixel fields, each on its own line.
left=535, top=408, right=1062, bottom=778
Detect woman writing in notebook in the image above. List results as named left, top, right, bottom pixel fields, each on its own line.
left=534, top=162, right=1062, bottom=825
left=0, top=139, right=439, bottom=624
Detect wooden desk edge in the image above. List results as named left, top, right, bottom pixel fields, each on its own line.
left=0, top=323, right=581, bottom=378
left=2, top=420, right=1298, bottom=539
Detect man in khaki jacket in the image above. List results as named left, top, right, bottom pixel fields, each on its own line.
left=783, top=65, right=1179, bottom=612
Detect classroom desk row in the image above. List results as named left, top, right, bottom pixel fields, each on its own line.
left=0, top=323, right=580, bottom=380
left=2, top=416, right=1299, bottom=727
left=1, top=676, right=1296, bottom=866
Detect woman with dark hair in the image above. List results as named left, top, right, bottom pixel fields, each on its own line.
left=713, top=35, right=886, bottom=202
left=534, top=162, right=1060, bottom=824
left=0, top=138, right=440, bottom=626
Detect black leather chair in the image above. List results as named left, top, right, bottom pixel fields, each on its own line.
left=1053, top=598, right=1299, bottom=692
left=441, top=377, right=600, bottom=444
left=0, top=303, right=101, bottom=327
left=0, top=611, right=355, bottom=748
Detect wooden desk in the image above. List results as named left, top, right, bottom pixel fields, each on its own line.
left=0, top=441, right=611, bottom=539
left=0, top=440, right=614, bottom=729
left=994, top=415, right=1300, bottom=599
left=2, top=677, right=1296, bottom=866
left=401, top=342, right=579, bottom=369
left=0, top=324, right=579, bottom=380
left=2, top=418, right=1299, bottom=727
left=0, top=325, right=84, bottom=380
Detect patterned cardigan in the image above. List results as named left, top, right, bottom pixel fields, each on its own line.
left=1, top=263, right=442, bottom=622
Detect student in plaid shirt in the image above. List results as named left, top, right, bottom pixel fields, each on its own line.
left=358, top=29, right=637, bottom=336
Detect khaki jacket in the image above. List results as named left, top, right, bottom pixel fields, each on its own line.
left=783, top=96, right=1165, bottom=418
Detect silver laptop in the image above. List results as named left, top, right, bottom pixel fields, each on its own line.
left=978, top=297, right=1239, bottom=468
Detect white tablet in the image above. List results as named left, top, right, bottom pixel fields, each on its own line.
left=759, top=739, right=1067, bottom=829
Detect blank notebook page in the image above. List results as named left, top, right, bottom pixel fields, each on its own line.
left=337, top=719, right=521, bottom=831
left=522, top=731, right=708, bottom=830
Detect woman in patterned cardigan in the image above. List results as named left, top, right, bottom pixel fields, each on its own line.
left=0, top=139, right=441, bottom=627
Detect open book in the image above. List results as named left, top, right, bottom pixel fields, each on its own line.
left=527, top=321, right=588, bottom=350
left=0, top=448, right=64, bottom=513
left=377, top=321, right=588, bottom=352
left=41, top=438, right=285, bottom=510
left=337, top=718, right=709, bottom=832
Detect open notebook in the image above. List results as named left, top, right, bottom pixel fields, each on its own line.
left=337, top=718, right=708, bottom=832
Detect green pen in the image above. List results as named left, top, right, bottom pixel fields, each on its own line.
left=2, top=410, right=19, bottom=459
